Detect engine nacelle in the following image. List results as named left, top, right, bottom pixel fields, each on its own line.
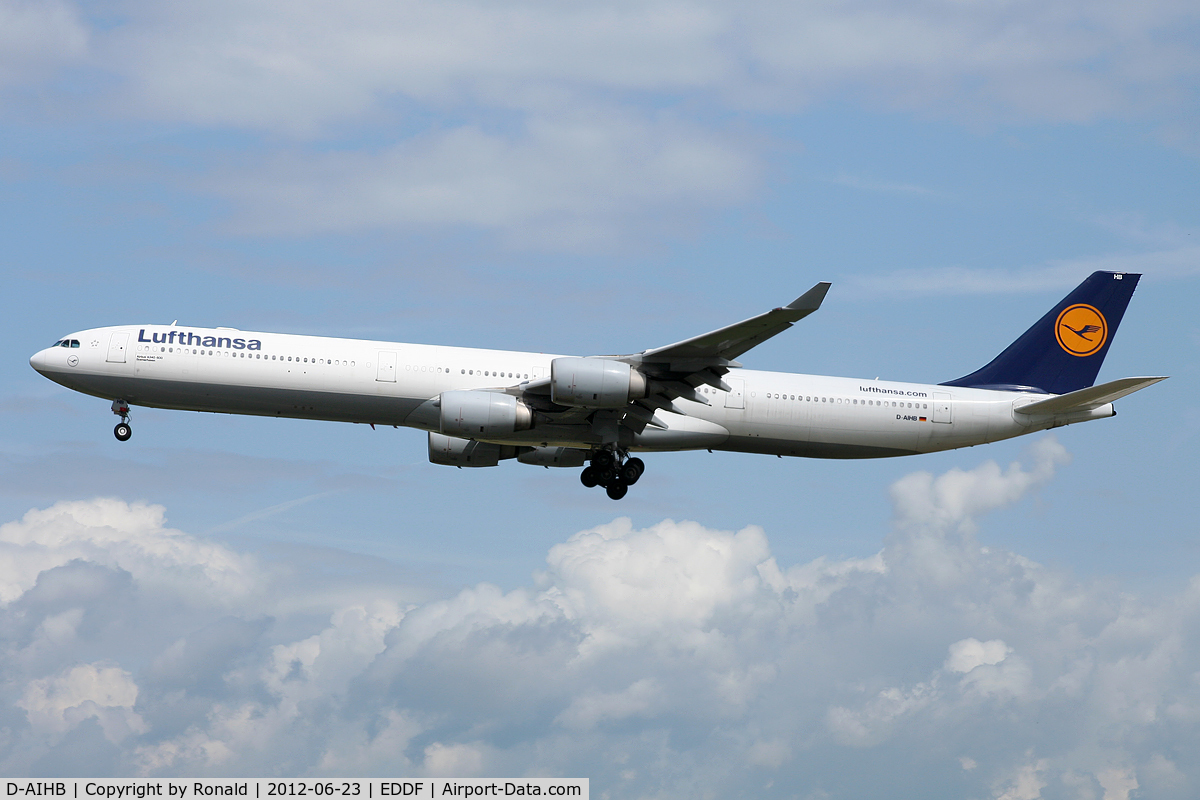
left=439, top=390, right=533, bottom=438
left=550, top=357, right=647, bottom=408
left=428, top=433, right=516, bottom=467
left=517, top=446, right=588, bottom=468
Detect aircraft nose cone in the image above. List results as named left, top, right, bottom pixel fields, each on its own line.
left=29, top=348, right=49, bottom=375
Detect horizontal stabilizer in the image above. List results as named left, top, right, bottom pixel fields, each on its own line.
left=1014, top=376, right=1167, bottom=415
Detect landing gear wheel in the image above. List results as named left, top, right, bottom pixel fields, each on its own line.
left=114, top=422, right=132, bottom=442
left=591, top=450, right=615, bottom=469
left=620, top=458, right=644, bottom=485
left=580, top=466, right=599, bottom=488
left=605, top=479, right=629, bottom=500
left=595, top=466, right=616, bottom=486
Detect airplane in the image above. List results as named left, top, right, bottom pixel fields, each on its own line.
left=29, top=270, right=1165, bottom=500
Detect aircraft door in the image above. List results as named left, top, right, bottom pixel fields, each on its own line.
left=725, top=378, right=745, bottom=409
left=106, top=332, right=129, bottom=363
left=376, top=350, right=397, bottom=382
left=933, top=392, right=952, bottom=423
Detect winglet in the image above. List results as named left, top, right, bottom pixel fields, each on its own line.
left=786, top=282, right=832, bottom=313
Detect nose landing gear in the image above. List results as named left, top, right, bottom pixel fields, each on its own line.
left=112, top=399, right=132, bottom=442
left=580, top=450, right=645, bottom=499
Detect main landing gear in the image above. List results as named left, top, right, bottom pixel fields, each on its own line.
left=112, top=399, right=132, bottom=442
left=580, top=449, right=645, bottom=500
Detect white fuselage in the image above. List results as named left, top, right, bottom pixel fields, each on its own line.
left=29, top=324, right=1113, bottom=460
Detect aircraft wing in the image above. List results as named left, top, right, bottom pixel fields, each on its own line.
left=633, top=282, right=831, bottom=367
left=509, top=282, right=832, bottom=437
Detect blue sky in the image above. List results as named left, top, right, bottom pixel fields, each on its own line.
left=2, top=0, right=1199, bottom=795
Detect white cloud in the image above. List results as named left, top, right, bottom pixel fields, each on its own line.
left=19, top=663, right=147, bottom=744
left=7, top=0, right=1196, bottom=248
left=83, top=0, right=1200, bottom=133
left=555, top=678, right=663, bottom=730
left=946, top=638, right=1010, bottom=674
left=994, top=758, right=1048, bottom=800
left=891, top=436, right=1070, bottom=536
left=423, top=742, right=488, bottom=778
left=100, top=0, right=732, bottom=135
left=1098, top=767, right=1138, bottom=800
left=206, top=108, right=759, bottom=246
left=1, top=437, right=1199, bottom=797
left=0, top=498, right=256, bottom=605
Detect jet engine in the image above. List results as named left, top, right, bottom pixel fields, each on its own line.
left=550, top=358, right=647, bottom=408
left=428, top=433, right=517, bottom=467
left=439, top=390, right=533, bottom=438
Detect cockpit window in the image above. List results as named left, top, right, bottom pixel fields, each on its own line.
left=53, top=340, right=65, bottom=347
left=70, top=340, right=80, bottom=348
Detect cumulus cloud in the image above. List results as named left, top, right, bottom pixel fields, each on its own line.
left=2, top=436, right=1199, bottom=799
left=19, top=664, right=146, bottom=744
left=0, top=498, right=256, bottom=605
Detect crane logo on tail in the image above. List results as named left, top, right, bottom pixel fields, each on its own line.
left=1055, top=304, right=1108, bottom=356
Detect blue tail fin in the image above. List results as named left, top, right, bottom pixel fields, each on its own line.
left=940, top=271, right=1141, bottom=394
